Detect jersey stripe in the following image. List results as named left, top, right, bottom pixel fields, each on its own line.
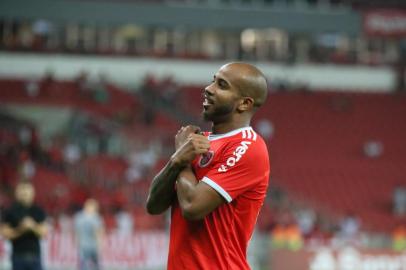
left=201, top=177, right=233, bottom=203
left=247, top=129, right=252, bottom=139
left=209, top=127, right=251, bottom=141
left=208, top=127, right=258, bottom=142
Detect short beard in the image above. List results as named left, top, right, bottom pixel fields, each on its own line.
left=203, top=104, right=234, bottom=124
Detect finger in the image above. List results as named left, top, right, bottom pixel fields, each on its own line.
left=196, top=148, right=209, bottom=154
left=194, top=138, right=211, bottom=148
left=195, top=139, right=210, bottom=147
left=190, top=135, right=209, bottom=144
left=185, top=125, right=201, bottom=134
left=191, top=143, right=210, bottom=152
left=177, top=126, right=185, bottom=133
left=195, top=141, right=210, bottom=151
left=190, top=133, right=208, bottom=141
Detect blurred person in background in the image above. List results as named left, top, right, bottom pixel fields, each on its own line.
left=294, top=206, right=316, bottom=238
left=393, top=184, right=406, bottom=217
left=32, top=19, right=52, bottom=49
left=0, top=181, right=48, bottom=270
left=146, top=62, right=270, bottom=269
left=114, top=205, right=134, bottom=236
left=255, top=118, right=274, bottom=143
left=74, top=198, right=104, bottom=270
left=392, top=224, right=406, bottom=252
left=337, top=212, right=361, bottom=244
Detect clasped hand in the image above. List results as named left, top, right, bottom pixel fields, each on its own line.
left=172, top=125, right=210, bottom=167
left=19, top=217, right=36, bottom=232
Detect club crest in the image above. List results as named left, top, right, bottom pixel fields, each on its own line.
left=199, top=150, right=215, bottom=168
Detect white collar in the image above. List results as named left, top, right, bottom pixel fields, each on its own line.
left=208, top=126, right=253, bottom=141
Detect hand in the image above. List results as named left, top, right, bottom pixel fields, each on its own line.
left=175, top=125, right=201, bottom=150
left=20, top=217, right=36, bottom=231
left=172, top=128, right=209, bottom=168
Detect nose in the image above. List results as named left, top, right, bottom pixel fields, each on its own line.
left=205, top=83, right=215, bottom=96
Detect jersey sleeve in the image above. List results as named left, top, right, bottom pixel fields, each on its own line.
left=201, top=140, right=264, bottom=203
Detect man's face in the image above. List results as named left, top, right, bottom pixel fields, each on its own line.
left=15, top=183, right=35, bottom=206
left=203, top=66, right=242, bottom=123
left=84, top=199, right=98, bottom=214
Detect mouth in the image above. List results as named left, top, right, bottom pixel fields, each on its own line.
left=203, top=96, right=214, bottom=109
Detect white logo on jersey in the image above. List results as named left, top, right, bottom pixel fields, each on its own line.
left=242, top=129, right=257, bottom=141
left=218, top=141, right=251, bottom=172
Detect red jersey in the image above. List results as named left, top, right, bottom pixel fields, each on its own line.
left=168, top=127, right=270, bottom=270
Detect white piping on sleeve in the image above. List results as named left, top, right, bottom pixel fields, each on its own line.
left=201, top=177, right=232, bottom=203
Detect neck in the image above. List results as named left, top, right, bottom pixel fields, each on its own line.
left=211, top=117, right=251, bottom=134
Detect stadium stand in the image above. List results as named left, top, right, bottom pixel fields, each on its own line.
left=1, top=77, right=405, bottom=234
left=1, top=0, right=405, bottom=268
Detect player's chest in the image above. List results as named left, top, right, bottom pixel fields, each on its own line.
left=192, top=140, right=224, bottom=179
left=9, top=208, right=35, bottom=226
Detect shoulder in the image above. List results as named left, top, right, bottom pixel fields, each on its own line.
left=2, top=204, right=13, bottom=213
left=222, top=128, right=268, bottom=157
left=2, top=203, right=20, bottom=216
left=31, top=205, right=47, bottom=220
left=215, top=128, right=268, bottom=171
left=0, top=206, right=12, bottom=221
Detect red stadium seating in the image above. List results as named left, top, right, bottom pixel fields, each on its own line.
left=177, top=87, right=406, bottom=232
left=257, top=92, right=406, bottom=232
left=1, top=77, right=405, bottom=233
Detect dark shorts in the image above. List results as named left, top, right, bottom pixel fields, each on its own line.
left=12, top=254, right=43, bottom=270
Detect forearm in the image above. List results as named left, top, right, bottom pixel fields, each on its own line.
left=176, top=167, right=201, bottom=220
left=176, top=167, right=225, bottom=220
left=0, top=225, right=23, bottom=240
left=176, top=167, right=198, bottom=204
left=146, top=157, right=186, bottom=215
left=32, top=223, right=48, bottom=238
left=147, top=124, right=210, bottom=216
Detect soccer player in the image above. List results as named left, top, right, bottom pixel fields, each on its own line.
left=146, top=62, right=270, bottom=269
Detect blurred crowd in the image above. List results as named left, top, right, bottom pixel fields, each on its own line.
left=257, top=186, right=406, bottom=252
left=1, top=18, right=406, bottom=68
left=1, top=72, right=405, bottom=253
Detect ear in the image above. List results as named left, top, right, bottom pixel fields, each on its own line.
left=237, top=97, right=254, bottom=112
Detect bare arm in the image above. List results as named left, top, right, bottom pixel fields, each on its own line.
left=0, top=217, right=47, bottom=240
left=176, top=167, right=225, bottom=221
left=30, top=222, right=48, bottom=238
left=146, top=158, right=185, bottom=215
left=20, top=217, right=48, bottom=238
left=0, top=223, right=24, bottom=240
left=146, top=125, right=210, bottom=215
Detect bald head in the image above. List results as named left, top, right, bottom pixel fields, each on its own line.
left=220, top=62, right=268, bottom=108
